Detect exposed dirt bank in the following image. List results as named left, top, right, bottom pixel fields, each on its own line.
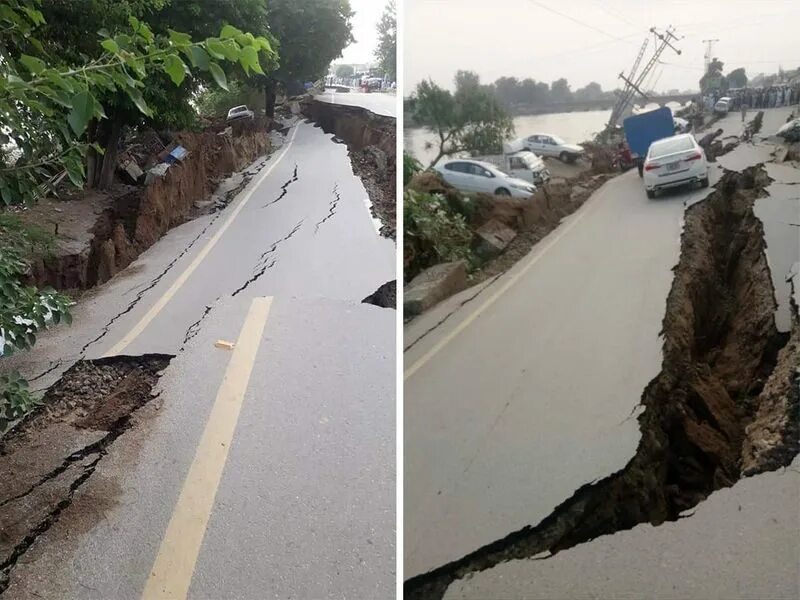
left=17, top=125, right=271, bottom=291
left=302, top=100, right=396, bottom=238
left=0, top=355, right=171, bottom=592
left=405, top=165, right=799, bottom=599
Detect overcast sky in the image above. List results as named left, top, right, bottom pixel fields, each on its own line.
left=405, top=0, right=799, bottom=93
left=338, top=0, right=388, bottom=64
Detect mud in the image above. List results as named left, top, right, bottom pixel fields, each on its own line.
left=405, top=166, right=799, bottom=599
left=25, top=125, right=271, bottom=292
left=0, top=355, right=171, bottom=592
left=302, top=101, right=396, bottom=239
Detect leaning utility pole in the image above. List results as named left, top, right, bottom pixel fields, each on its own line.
left=607, top=27, right=682, bottom=130
left=702, top=38, right=719, bottom=73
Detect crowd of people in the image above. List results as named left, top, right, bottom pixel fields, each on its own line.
left=703, top=85, right=800, bottom=111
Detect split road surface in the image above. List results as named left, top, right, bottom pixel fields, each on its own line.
left=405, top=106, right=799, bottom=597
left=5, top=120, right=396, bottom=598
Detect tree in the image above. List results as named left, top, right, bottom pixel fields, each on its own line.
left=335, top=64, right=355, bottom=78
left=700, top=58, right=725, bottom=93
left=412, top=74, right=514, bottom=168
left=726, top=67, right=748, bottom=89
left=573, top=81, right=604, bottom=102
left=550, top=78, right=572, bottom=103
left=375, top=0, right=395, bottom=80
left=263, top=0, right=354, bottom=116
left=9, top=0, right=277, bottom=190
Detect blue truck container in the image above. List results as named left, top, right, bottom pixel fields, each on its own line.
left=622, top=107, right=675, bottom=176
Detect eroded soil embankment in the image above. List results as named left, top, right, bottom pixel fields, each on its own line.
left=405, top=165, right=799, bottom=600
left=302, top=100, right=396, bottom=238
left=0, top=355, right=171, bottom=592
left=29, top=125, right=270, bottom=290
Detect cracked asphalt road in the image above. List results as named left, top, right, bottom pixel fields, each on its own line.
left=404, top=107, right=798, bottom=594
left=3, top=120, right=395, bottom=598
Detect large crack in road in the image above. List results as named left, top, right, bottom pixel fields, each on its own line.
left=0, top=355, right=172, bottom=593
left=405, top=165, right=799, bottom=599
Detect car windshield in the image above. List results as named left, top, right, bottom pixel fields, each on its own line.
left=231, top=106, right=247, bottom=113
left=650, top=137, right=694, bottom=158
left=550, top=135, right=566, bottom=145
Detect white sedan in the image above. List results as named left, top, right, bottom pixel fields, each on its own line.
left=520, top=133, right=584, bottom=163
left=433, top=159, right=537, bottom=198
left=643, top=134, right=709, bottom=199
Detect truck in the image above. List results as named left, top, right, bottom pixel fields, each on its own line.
left=474, top=140, right=550, bottom=185
left=622, top=106, right=675, bottom=177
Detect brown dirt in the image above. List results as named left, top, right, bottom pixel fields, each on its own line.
left=15, top=124, right=271, bottom=292
left=405, top=165, right=799, bottom=599
left=0, top=355, right=171, bottom=592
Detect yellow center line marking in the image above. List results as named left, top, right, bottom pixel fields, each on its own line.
left=404, top=190, right=605, bottom=379
left=142, top=296, right=273, bottom=600
left=102, top=125, right=299, bottom=358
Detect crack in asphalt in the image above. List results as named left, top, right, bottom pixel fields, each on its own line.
left=231, top=220, right=304, bottom=297
left=404, top=274, right=503, bottom=352
left=262, top=164, right=298, bottom=208
left=78, top=212, right=224, bottom=356
left=180, top=301, right=218, bottom=349
left=314, top=184, right=341, bottom=234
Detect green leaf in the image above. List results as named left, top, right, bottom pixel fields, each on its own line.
left=67, top=91, right=94, bottom=136
left=205, top=38, right=226, bottom=60
left=208, top=62, right=228, bottom=91
left=101, top=39, right=119, bottom=54
left=127, top=88, right=151, bottom=116
left=20, top=55, right=46, bottom=75
left=163, top=54, right=187, bottom=86
left=254, top=36, right=272, bottom=52
left=188, top=46, right=210, bottom=70
left=239, top=46, right=263, bottom=75
left=220, top=25, right=242, bottom=39
left=129, top=16, right=139, bottom=30
left=168, top=29, right=192, bottom=46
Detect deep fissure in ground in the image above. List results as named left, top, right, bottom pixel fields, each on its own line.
left=405, top=165, right=799, bottom=600
left=0, top=355, right=172, bottom=593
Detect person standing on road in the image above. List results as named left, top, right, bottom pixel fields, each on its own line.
left=741, top=99, right=749, bottom=123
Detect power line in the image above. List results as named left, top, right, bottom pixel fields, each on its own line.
left=526, top=0, right=633, bottom=44
left=592, top=1, right=637, bottom=28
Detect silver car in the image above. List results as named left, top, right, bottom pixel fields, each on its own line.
left=226, top=105, right=254, bottom=122
left=433, top=159, right=536, bottom=198
left=521, top=133, right=584, bottom=163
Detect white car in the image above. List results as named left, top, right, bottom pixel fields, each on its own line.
left=226, top=105, right=254, bottom=122
left=433, top=158, right=537, bottom=198
left=713, top=97, right=731, bottom=115
left=520, top=133, right=584, bottom=163
left=643, top=134, right=709, bottom=199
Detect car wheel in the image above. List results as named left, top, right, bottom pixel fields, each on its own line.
left=700, top=176, right=709, bottom=188
left=495, top=188, right=511, bottom=196
left=646, top=189, right=656, bottom=199
left=559, top=151, right=570, bottom=162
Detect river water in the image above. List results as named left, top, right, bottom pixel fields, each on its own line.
left=404, top=103, right=684, bottom=167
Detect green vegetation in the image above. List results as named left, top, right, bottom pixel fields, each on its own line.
left=375, top=0, right=396, bottom=80
left=411, top=71, right=514, bottom=168
left=0, top=216, right=71, bottom=432
left=404, top=189, right=473, bottom=281
left=403, top=151, right=422, bottom=186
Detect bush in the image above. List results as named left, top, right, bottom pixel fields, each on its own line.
left=404, top=189, right=473, bottom=280
left=403, top=151, right=422, bottom=186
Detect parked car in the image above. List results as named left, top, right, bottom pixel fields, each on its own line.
left=433, top=158, right=537, bottom=198
left=226, top=105, right=254, bottom=122
left=474, top=146, right=550, bottom=185
left=643, top=133, right=709, bottom=199
left=520, top=133, right=584, bottom=163
left=713, top=97, right=732, bottom=115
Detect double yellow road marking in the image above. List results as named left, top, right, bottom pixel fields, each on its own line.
left=142, top=297, right=273, bottom=599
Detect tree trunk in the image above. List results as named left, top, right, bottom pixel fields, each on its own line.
left=264, top=78, right=277, bottom=119
left=97, top=116, right=122, bottom=190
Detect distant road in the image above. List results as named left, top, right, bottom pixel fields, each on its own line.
left=316, top=88, right=397, bottom=118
